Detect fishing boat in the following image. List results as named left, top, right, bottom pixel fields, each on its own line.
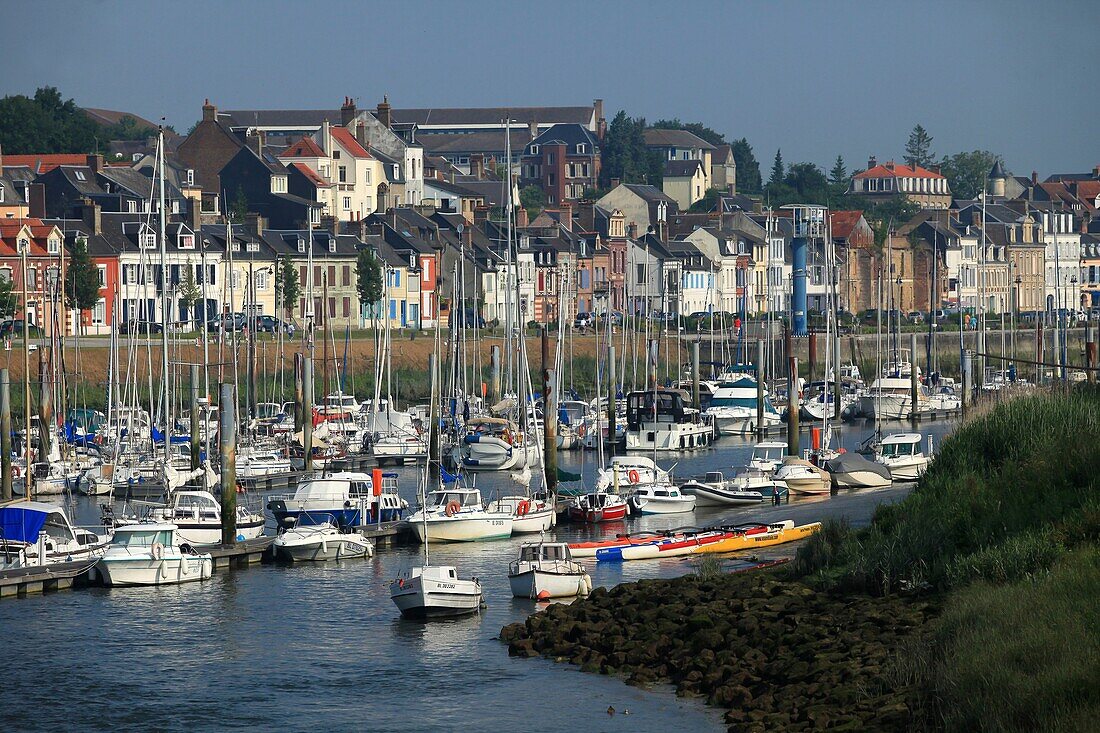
left=691, top=520, right=822, bottom=555
left=96, top=523, right=212, bottom=586
left=508, top=540, right=592, bottom=599
left=267, top=471, right=407, bottom=529
left=874, top=433, right=931, bottom=481
left=406, top=487, right=513, bottom=543
left=0, top=501, right=111, bottom=569
left=273, top=513, right=373, bottom=562
left=565, top=490, right=629, bottom=523
left=774, top=457, right=831, bottom=495
left=680, top=469, right=788, bottom=506
left=623, top=388, right=713, bottom=451
left=391, top=564, right=483, bottom=619
left=116, top=490, right=266, bottom=546
left=627, top=483, right=696, bottom=515
left=826, top=451, right=892, bottom=489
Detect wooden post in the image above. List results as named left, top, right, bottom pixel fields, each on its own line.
left=38, top=349, right=51, bottom=460
left=541, top=328, right=557, bottom=498
left=303, top=356, right=313, bottom=471
left=293, top=352, right=303, bottom=432
left=961, top=350, right=971, bottom=417
left=219, top=382, right=237, bottom=546
left=1, top=369, right=10, bottom=501
left=691, top=340, right=701, bottom=411
left=756, top=339, right=765, bottom=437
left=607, top=344, right=617, bottom=453
left=489, top=344, right=501, bottom=406
left=190, top=365, right=200, bottom=470
left=910, top=333, right=919, bottom=425
left=787, top=356, right=799, bottom=457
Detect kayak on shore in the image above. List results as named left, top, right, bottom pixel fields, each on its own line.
left=569, top=520, right=822, bottom=562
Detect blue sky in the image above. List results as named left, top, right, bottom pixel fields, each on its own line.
left=3, top=0, right=1097, bottom=176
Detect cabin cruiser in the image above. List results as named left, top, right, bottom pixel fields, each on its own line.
left=390, top=565, right=483, bottom=619
left=703, top=376, right=782, bottom=435
left=451, top=416, right=538, bottom=471
left=875, top=433, right=932, bottom=481
left=624, top=388, right=713, bottom=451
left=774, top=456, right=831, bottom=495
left=484, top=492, right=555, bottom=533
left=508, top=540, right=592, bottom=599
left=406, top=487, right=513, bottom=543
left=114, top=489, right=266, bottom=546
left=95, top=523, right=212, bottom=586
left=680, top=469, right=788, bottom=506
left=627, top=483, right=696, bottom=515
left=273, top=513, right=373, bottom=561
left=827, top=452, right=892, bottom=489
left=236, top=446, right=294, bottom=479
left=566, top=491, right=629, bottom=523
left=749, top=441, right=790, bottom=474
left=0, top=501, right=111, bottom=569
left=369, top=429, right=428, bottom=465
left=800, top=380, right=859, bottom=421
left=267, top=472, right=407, bottom=529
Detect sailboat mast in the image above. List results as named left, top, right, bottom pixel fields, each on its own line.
left=158, top=127, right=171, bottom=465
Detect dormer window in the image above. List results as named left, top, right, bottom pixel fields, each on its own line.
left=392, top=164, right=400, bottom=179
left=271, top=175, right=287, bottom=194
left=232, top=242, right=241, bottom=252
left=576, top=143, right=587, bottom=154
left=328, top=240, right=337, bottom=254
left=47, top=237, right=60, bottom=255
left=179, top=234, right=195, bottom=250
left=186, top=169, right=194, bottom=186
left=530, top=145, right=539, bottom=155
left=247, top=242, right=260, bottom=253
left=140, top=231, right=157, bottom=249
left=74, top=171, right=86, bottom=181
left=297, top=238, right=306, bottom=253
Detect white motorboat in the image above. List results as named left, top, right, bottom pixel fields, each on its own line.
left=508, top=540, right=592, bottom=600
left=96, top=523, right=212, bottom=586
left=827, top=452, right=893, bottom=489
left=236, top=448, right=293, bottom=479
left=451, top=417, right=538, bottom=471
left=390, top=564, right=483, bottom=619
left=0, top=501, right=111, bottom=569
left=595, top=455, right=670, bottom=491
left=703, top=376, right=782, bottom=435
left=875, top=433, right=931, bottom=481
left=749, top=441, right=790, bottom=474
left=628, top=483, right=696, bottom=515
left=680, top=469, right=788, bottom=506
left=370, top=430, right=428, bottom=464
left=267, top=471, right=407, bottom=529
left=407, top=487, right=513, bottom=543
left=623, top=389, right=713, bottom=451
left=117, top=490, right=266, bottom=546
left=273, top=514, right=374, bottom=561
left=774, top=457, right=831, bottom=495
left=484, top=494, right=554, bottom=533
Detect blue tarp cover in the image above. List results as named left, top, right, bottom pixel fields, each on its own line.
left=0, top=505, right=48, bottom=544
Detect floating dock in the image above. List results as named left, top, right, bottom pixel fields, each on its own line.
left=0, top=559, right=96, bottom=598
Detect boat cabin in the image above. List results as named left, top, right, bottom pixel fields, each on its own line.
left=170, top=491, right=221, bottom=521
left=878, top=434, right=924, bottom=458
left=425, top=488, right=483, bottom=510
left=626, top=389, right=699, bottom=427
left=519, top=543, right=572, bottom=562
left=751, top=442, right=788, bottom=467
left=111, top=524, right=178, bottom=549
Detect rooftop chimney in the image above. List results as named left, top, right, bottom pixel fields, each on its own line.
left=244, top=212, right=265, bottom=235
left=470, top=153, right=485, bottom=179
left=81, top=198, right=101, bottom=235
left=868, top=155, right=877, bottom=170
left=355, top=119, right=367, bottom=147
left=29, top=183, right=45, bottom=219
left=247, top=129, right=265, bottom=157
left=610, top=177, right=621, bottom=189
left=559, top=202, right=573, bottom=231
left=627, top=222, right=638, bottom=240
left=1032, top=171, right=1038, bottom=185
left=86, top=154, right=103, bottom=175
left=376, top=95, right=392, bottom=129
left=885, top=160, right=895, bottom=171
left=517, top=207, right=529, bottom=228
left=202, top=98, right=216, bottom=123
left=341, top=96, right=357, bottom=127
left=528, top=120, right=539, bottom=140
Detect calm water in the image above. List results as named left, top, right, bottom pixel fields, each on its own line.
left=0, top=419, right=956, bottom=733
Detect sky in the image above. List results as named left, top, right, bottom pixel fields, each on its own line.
left=3, top=0, right=1098, bottom=177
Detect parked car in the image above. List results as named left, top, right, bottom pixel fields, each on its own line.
left=249, top=315, right=296, bottom=335
left=455, top=309, right=486, bottom=329
left=118, top=320, right=164, bottom=335
left=0, top=319, right=43, bottom=338
left=573, top=312, right=593, bottom=329
left=208, top=313, right=246, bottom=332
left=597, top=311, right=624, bottom=326
left=907, top=310, right=924, bottom=324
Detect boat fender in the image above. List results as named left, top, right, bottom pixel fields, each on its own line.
left=151, top=542, right=164, bottom=561
left=517, top=500, right=530, bottom=517
left=627, top=469, right=640, bottom=484
left=445, top=500, right=461, bottom=517
left=344, top=500, right=353, bottom=509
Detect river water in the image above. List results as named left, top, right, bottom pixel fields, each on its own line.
left=0, top=419, right=957, bottom=733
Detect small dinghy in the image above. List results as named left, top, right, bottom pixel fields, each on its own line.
left=273, top=513, right=374, bottom=562
left=508, top=540, right=592, bottom=599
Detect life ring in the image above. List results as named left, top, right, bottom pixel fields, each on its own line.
left=12, top=465, right=20, bottom=478
left=577, top=423, right=587, bottom=437
left=627, top=469, right=641, bottom=484
left=517, top=500, right=530, bottom=517
left=502, top=429, right=512, bottom=445
left=151, top=542, right=164, bottom=561
left=445, top=500, right=461, bottom=517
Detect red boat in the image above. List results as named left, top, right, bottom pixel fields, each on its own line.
left=566, top=491, right=628, bottom=523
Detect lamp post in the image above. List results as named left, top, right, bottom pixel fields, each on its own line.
left=1013, top=272, right=1022, bottom=367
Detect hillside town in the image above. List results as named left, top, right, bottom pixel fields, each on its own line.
left=1, top=94, right=1097, bottom=336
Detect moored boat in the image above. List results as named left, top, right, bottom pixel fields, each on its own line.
left=390, top=565, right=483, bottom=619
left=774, top=457, right=831, bottom=495
left=406, top=487, right=513, bottom=543
left=565, top=491, right=628, bottom=523
left=874, top=433, right=931, bottom=481
left=96, top=523, right=212, bottom=586
left=273, top=513, right=374, bottom=561
left=508, top=540, right=591, bottom=599
left=827, top=451, right=892, bottom=489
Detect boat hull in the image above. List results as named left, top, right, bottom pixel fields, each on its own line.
left=390, top=575, right=482, bottom=618
left=566, top=504, right=628, bottom=523
left=680, top=481, right=765, bottom=507
left=97, top=554, right=212, bottom=586
left=878, top=456, right=929, bottom=481
left=274, top=534, right=373, bottom=562
left=628, top=495, right=696, bottom=515
left=508, top=568, right=592, bottom=599
left=409, top=514, right=513, bottom=543
left=694, top=522, right=822, bottom=555
left=831, top=469, right=892, bottom=489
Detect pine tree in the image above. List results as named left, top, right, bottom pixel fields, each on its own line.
left=729, top=138, right=762, bottom=194
left=356, top=247, right=384, bottom=325
left=829, top=155, right=848, bottom=185
left=904, top=125, right=935, bottom=168
left=768, top=149, right=785, bottom=187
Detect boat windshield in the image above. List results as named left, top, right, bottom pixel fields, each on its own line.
left=255, top=403, right=281, bottom=419
left=753, top=446, right=785, bottom=462
left=113, top=529, right=172, bottom=547
left=880, top=442, right=916, bottom=458
left=428, top=491, right=479, bottom=508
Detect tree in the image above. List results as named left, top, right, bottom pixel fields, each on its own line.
left=229, top=185, right=248, bottom=224
left=0, top=86, right=100, bottom=154
left=729, top=138, right=762, bottom=194
left=64, top=237, right=101, bottom=333
left=599, top=111, right=657, bottom=188
left=356, top=247, right=384, bottom=325
left=940, top=150, right=1003, bottom=200
left=519, top=185, right=546, bottom=219
left=650, top=119, right=727, bottom=147
left=768, top=149, right=785, bottom=187
left=177, top=262, right=202, bottom=326
left=764, top=161, right=829, bottom=207
left=0, top=277, right=17, bottom=320
left=854, top=195, right=922, bottom=250
left=102, top=114, right=156, bottom=142
left=276, top=256, right=300, bottom=318
left=829, top=156, right=848, bottom=186
left=904, top=124, right=936, bottom=169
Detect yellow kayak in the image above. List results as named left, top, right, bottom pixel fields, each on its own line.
left=692, top=520, right=821, bottom=555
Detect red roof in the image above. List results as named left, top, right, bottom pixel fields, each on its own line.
left=2, top=154, right=88, bottom=174
left=853, top=161, right=944, bottom=180
left=330, top=127, right=372, bottom=159
left=829, top=210, right=864, bottom=239
left=290, top=162, right=329, bottom=188
left=0, top=218, right=57, bottom=255
left=279, top=136, right=326, bottom=159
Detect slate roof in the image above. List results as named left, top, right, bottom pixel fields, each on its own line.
left=643, top=129, right=716, bottom=151
left=418, top=130, right=529, bottom=155
left=279, top=136, right=326, bottom=159
left=623, top=183, right=677, bottom=204
left=665, top=159, right=704, bottom=177
left=525, top=124, right=600, bottom=154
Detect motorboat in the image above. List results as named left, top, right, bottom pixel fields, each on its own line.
left=0, top=501, right=111, bottom=569
left=875, top=433, right=932, bottom=481
left=800, top=380, right=858, bottom=421
left=590, top=529, right=733, bottom=562
left=627, top=483, right=696, bottom=515
left=484, top=493, right=554, bottom=533
left=370, top=430, right=428, bottom=464
left=624, top=388, right=713, bottom=451
left=749, top=441, right=790, bottom=474
left=236, top=447, right=293, bottom=479
left=774, top=456, right=831, bottom=495
left=703, top=376, right=782, bottom=435
left=508, top=540, right=592, bottom=599
left=116, top=490, right=266, bottom=546
left=566, top=491, right=629, bottom=523
left=680, top=469, right=788, bottom=506
left=273, top=513, right=374, bottom=562
left=267, top=471, right=407, bottom=529
left=96, top=523, right=212, bottom=586
left=451, top=416, right=538, bottom=471
left=406, top=487, right=513, bottom=543
left=827, top=451, right=892, bottom=489
left=595, top=455, right=670, bottom=491
left=390, top=565, right=483, bottom=619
